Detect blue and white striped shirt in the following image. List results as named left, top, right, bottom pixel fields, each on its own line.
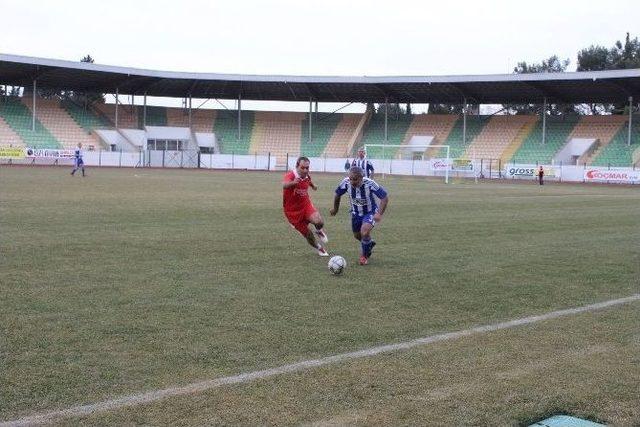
left=335, top=177, right=388, bottom=217
left=74, top=148, right=83, bottom=165
left=351, top=158, right=374, bottom=178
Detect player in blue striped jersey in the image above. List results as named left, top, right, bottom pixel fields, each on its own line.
left=330, top=166, right=389, bottom=265
left=351, top=147, right=374, bottom=178
left=70, top=143, right=86, bottom=177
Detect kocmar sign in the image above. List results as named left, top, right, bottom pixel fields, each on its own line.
left=584, top=169, right=640, bottom=183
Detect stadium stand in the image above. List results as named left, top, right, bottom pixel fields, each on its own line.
left=165, top=106, right=216, bottom=130
left=23, top=97, right=103, bottom=150
left=300, top=113, right=342, bottom=157
left=4, top=92, right=638, bottom=168
left=567, top=115, right=626, bottom=164
left=94, top=103, right=139, bottom=129
left=431, top=115, right=488, bottom=159
left=509, top=116, right=579, bottom=164
left=360, top=112, right=413, bottom=159
left=165, top=107, right=190, bottom=127
left=0, top=97, right=60, bottom=148
left=322, top=113, right=362, bottom=158
left=0, top=114, right=24, bottom=146
left=62, top=100, right=112, bottom=132
left=138, top=105, right=167, bottom=127
left=213, top=110, right=255, bottom=154
left=250, top=111, right=304, bottom=158
left=188, top=108, right=217, bottom=133
left=500, top=119, right=538, bottom=164
left=403, top=114, right=458, bottom=158
left=590, top=117, right=640, bottom=166
left=464, top=115, right=537, bottom=161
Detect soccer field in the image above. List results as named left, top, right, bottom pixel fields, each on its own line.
left=1, top=166, right=639, bottom=426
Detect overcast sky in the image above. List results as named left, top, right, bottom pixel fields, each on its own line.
left=2, top=0, right=638, bottom=112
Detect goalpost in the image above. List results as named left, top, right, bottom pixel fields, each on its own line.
left=363, top=144, right=451, bottom=183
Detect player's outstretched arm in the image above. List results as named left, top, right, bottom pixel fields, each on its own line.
left=329, top=194, right=341, bottom=216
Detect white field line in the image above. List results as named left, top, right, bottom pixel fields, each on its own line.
left=3, top=293, right=639, bottom=427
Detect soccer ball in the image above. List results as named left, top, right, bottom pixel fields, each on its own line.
left=328, top=255, right=346, bottom=275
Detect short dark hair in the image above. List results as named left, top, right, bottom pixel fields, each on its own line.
left=349, top=166, right=364, bottom=178
left=296, top=156, right=310, bottom=166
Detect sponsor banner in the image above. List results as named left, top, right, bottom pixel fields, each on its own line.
left=0, top=146, right=26, bottom=159
left=429, top=158, right=451, bottom=170
left=451, top=158, right=473, bottom=171
left=504, top=166, right=556, bottom=178
left=584, top=168, right=640, bottom=183
left=25, top=148, right=75, bottom=158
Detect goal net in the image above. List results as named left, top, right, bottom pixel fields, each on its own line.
left=363, top=144, right=451, bottom=183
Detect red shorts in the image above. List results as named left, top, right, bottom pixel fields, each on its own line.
left=285, top=203, right=317, bottom=236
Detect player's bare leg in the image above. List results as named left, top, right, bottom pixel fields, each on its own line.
left=359, top=223, right=375, bottom=265
left=309, top=211, right=328, bottom=244
left=305, top=228, right=328, bottom=256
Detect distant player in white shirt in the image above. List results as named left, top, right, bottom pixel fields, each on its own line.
left=70, top=143, right=86, bottom=177
left=351, top=147, right=374, bottom=178
left=330, top=166, right=389, bottom=265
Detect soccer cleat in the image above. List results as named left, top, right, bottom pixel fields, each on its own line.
left=315, top=229, right=329, bottom=244
left=317, top=246, right=329, bottom=257
left=359, top=255, right=368, bottom=265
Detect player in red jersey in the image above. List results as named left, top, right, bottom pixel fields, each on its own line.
left=283, top=156, right=329, bottom=256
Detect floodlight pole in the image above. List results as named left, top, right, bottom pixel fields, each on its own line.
left=462, top=97, right=467, bottom=146
left=115, top=88, right=119, bottom=128
left=143, top=92, right=147, bottom=127
left=309, top=97, right=312, bottom=143
left=628, top=96, right=633, bottom=146
left=237, top=93, right=242, bottom=141
left=542, top=97, right=547, bottom=145
left=32, top=79, right=36, bottom=131
left=188, top=95, right=192, bottom=129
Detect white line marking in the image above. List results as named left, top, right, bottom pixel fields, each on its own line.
left=3, top=294, right=639, bottom=426
left=502, top=194, right=639, bottom=199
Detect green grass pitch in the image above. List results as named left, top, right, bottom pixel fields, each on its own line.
left=1, top=166, right=638, bottom=425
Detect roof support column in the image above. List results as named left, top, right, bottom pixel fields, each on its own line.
left=384, top=97, right=388, bottom=142
left=237, top=93, right=242, bottom=141
left=188, top=95, right=192, bottom=129
left=115, top=89, right=119, bottom=128
left=308, top=97, right=313, bottom=143
left=462, top=97, right=467, bottom=146
left=542, top=97, right=547, bottom=145
left=628, top=96, right=633, bottom=146
left=32, top=79, right=36, bottom=131
left=143, top=92, right=147, bottom=127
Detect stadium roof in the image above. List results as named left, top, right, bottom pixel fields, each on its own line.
left=1, top=53, right=639, bottom=104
